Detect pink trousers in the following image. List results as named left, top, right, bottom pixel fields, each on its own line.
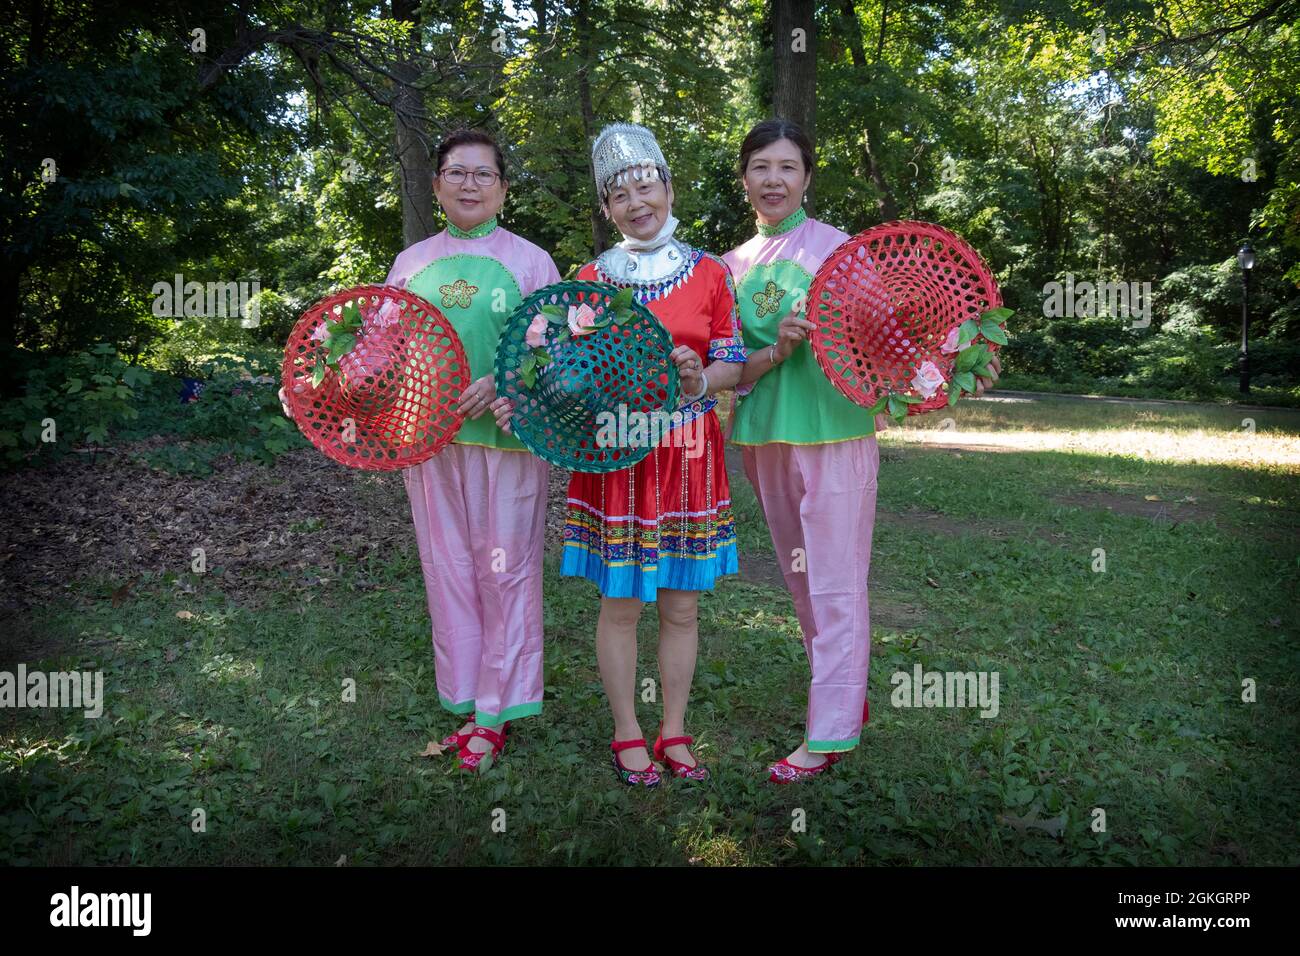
left=741, top=437, right=880, bottom=752
left=403, top=443, right=550, bottom=725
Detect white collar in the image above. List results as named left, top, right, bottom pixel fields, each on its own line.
left=618, top=213, right=679, bottom=252
left=598, top=214, right=690, bottom=284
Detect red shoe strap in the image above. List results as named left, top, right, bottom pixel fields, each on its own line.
left=658, top=734, right=694, bottom=748
left=472, top=726, right=505, bottom=747
left=611, top=738, right=649, bottom=753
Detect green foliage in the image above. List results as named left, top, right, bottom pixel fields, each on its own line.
left=1, top=0, right=1294, bottom=422
left=0, top=345, right=306, bottom=472
left=0, top=345, right=158, bottom=465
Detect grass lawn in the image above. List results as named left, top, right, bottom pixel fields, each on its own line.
left=2, top=393, right=1297, bottom=865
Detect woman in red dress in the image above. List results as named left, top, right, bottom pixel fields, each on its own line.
left=497, top=122, right=744, bottom=786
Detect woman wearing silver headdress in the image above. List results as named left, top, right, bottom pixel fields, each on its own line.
left=497, top=122, right=746, bottom=786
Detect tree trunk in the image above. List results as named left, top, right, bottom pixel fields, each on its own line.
left=838, top=0, right=898, bottom=221
left=772, top=0, right=817, bottom=215
left=392, top=0, right=435, bottom=247
left=576, top=0, right=610, bottom=254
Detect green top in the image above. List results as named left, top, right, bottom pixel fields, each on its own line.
left=406, top=252, right=525, bottom=451
left=730, top=257, right=876, bottom=446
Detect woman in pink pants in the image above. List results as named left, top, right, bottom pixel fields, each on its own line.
left=723, top=120, right=999, bottom=782
left=392, top=129, right=560, bottom=772
left=286, top=128, right=559, bottom=772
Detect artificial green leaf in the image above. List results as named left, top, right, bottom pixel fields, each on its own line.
left=956, top=345, right=985, bottom=372
left=613, top=308, right=633, bottom=326
left=957, top=319, right=980, bottom=347
left=340, top=302, right=363, bottom=329
left=540, top=304, right=567, bottom=321
left=887, top=395, right=906, bottom=420
left=311, top=364, right=327, bottom=388
left=898, top=393, right=925, bottom=404
left=327, top=332, right=357, bottom=361
left=954, top=371, right=977, bottom=393
left=947, top=387, right=960, bottom=407
left=611, top=286, right=634, bottom=312
left=867, top=394, right=890, bottom=416
left=980, top=307, right=1013, bottom=324
left=519, top=354, right=537, bottom=389
left=980, top=320, right=1009, bottom=345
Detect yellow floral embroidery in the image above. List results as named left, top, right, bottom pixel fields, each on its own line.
left=752, top=280, right=787, bottom=319
left=439, top=278, right=478, bottom=309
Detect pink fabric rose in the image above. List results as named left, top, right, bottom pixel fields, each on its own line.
left=567, top=303, right=599, bottom=337
left=526, top=312, right=548, bottom=348
left=941, top=327, right=961, bottom=354
left=374, top=298, right=403, bottom=327
left=910, top=360, right=946, bottom=399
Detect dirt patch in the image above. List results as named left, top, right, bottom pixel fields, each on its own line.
left=1051, top=490, right=1219, bottom=525
left=0, top=441, right=591, bottom=622
left=0, top=443, right=419, bottom=617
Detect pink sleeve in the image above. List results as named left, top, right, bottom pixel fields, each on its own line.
left=383, top=251, right=409, bottom=289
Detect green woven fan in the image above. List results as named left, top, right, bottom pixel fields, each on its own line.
left=495, top=280, right=680, bottom=472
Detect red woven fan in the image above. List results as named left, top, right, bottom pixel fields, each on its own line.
left=281, top=285, right=469, bottom=470
left=807, top=221, right=1006, bottom=418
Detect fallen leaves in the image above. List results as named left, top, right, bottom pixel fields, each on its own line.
left=417, top=741, right=449, bottom=758
left=0, top=443, right=414, bottom=614
left=110, top=577, right=137, bottom=607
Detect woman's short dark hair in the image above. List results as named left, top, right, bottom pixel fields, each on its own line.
left=435, top=128, right=509, bottom=182
left=738, top=119, right=814, bottom=178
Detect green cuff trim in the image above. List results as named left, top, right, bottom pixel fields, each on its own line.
left=439, top=695, right=476, bottom=715
left=808, top=735, right=859, bottom=753
left=473, top=701, right=543, bottom=725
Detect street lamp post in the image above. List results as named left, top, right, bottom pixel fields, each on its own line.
left=1237, top=243, right=1255, bottom=395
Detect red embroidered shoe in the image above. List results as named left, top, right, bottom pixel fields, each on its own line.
left=653, top=724, right=710, bottom=781
left=767, top=751, right=843, bottom=785
left=441, top=719, right=475, bottom=751
left=863, top=698, right=870, bottom=725
left=611, top=738, right=661, bottom=788
left=458, top=723, right=509, bottom=772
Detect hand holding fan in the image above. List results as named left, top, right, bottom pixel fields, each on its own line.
left=807, top=221, right=1011, bottom=422
left=281, top=284, right=470, bottom=470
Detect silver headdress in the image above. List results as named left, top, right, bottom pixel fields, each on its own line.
left=592, top=122, right=671, bottom=203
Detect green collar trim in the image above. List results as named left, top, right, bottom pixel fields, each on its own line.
left=447, top=216, right=499, bottom=239
left=756, top=207, right=807, bottom=237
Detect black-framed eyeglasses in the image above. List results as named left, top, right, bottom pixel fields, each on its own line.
left=438, top=167, right=501, bottom=186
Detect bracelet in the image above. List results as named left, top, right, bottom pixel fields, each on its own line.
left=686, top=370, right=709, bottom=403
